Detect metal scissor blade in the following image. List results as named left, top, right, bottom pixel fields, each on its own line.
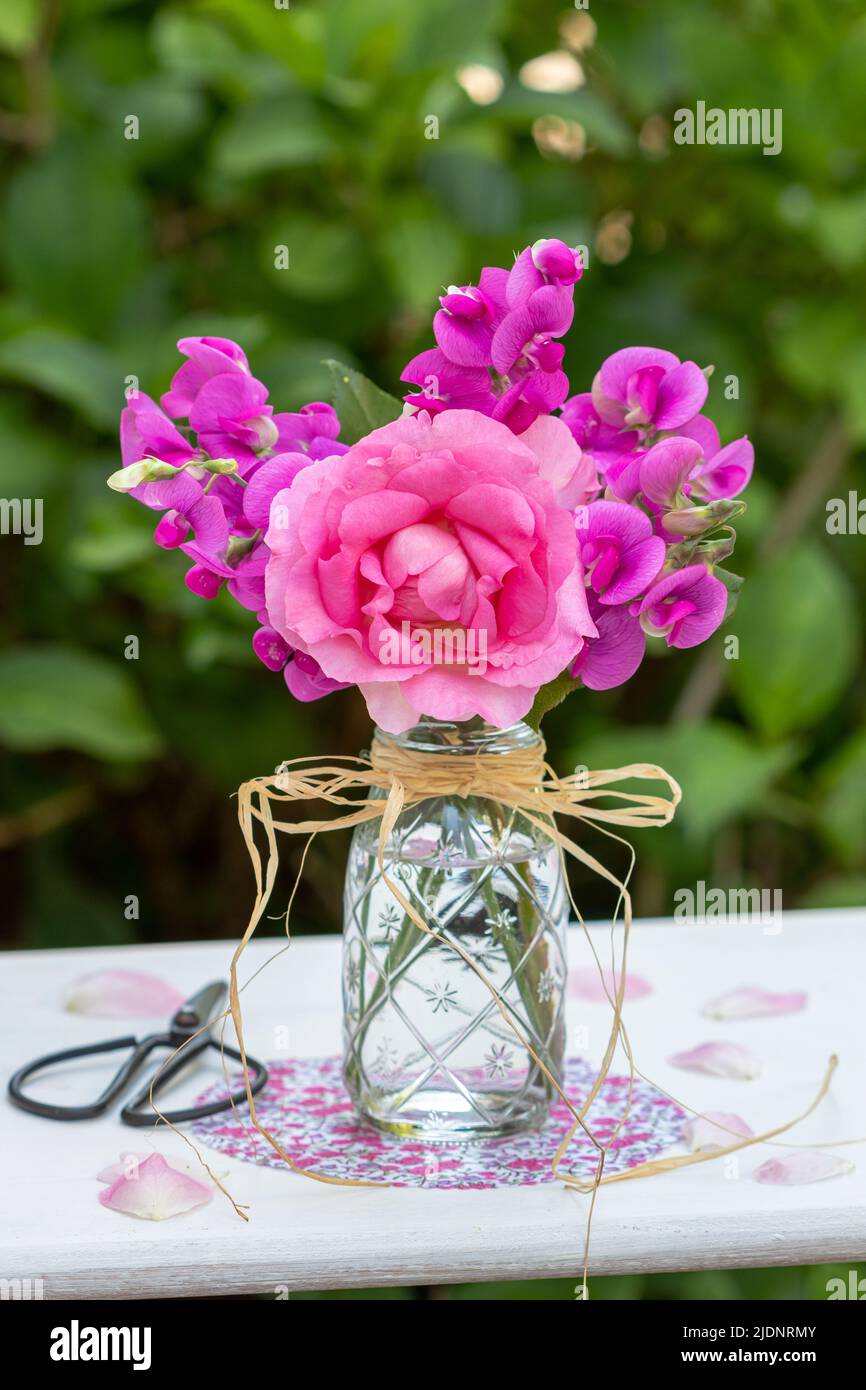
left=170, top=981, right=228, bottom=1037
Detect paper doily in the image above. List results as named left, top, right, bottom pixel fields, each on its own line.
left=192, top=1056, right=686, bottom=1189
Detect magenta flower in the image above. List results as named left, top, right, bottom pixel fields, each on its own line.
left=188, top=372, right=277, bottom=470
left=253, top=625, right=291, bottom=672
left=491, top=285, right=574, bottom=377
left=577, top=500, right=665, bottom=605
left=121, top=392, right=198, bottom=474
left=561, top=393, right=638, bottom=467
left=507, top=239, right=583, bottom=304
left=432, top=267, right=508, bottom=367
left=401, top=348, right=496, bottom=416
left=243, top=453, right=311, bottom=530
left=678, top=416, right=754, bottom=500
left=272, top=401, right=348, bottom=461
left=571, top=598, right=646, bottom=690
left=284, top=650, right=350, bottom=701
left=592, top=347, right=708, bottom=434
left=638, top=436, right=705, bottom=508
left=161, top=336, right=250, bottom=418
left=638, top=564, right=727, bottom=648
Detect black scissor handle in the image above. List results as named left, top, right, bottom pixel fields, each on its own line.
left=120, top=1041, right=269, bottom=1127
left=7, top=1034, right=164, bottom=1121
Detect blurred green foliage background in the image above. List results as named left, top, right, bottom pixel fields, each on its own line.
left=2, top=0, right=864, bottom=949
left=0, top=0, right=864, bottom=1302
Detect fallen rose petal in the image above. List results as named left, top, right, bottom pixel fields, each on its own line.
left=753, top=1151, right=854, bottom=1186
left=685, top=1111, right=754, bottom=1152
left=98, top=1153, right=212, bottom=1220
left=702, top=986, right=807, bottom=1021
left=668, top=1041, right=762, bottom=1079
left=96, top=1151, right=208, bottom=1184
left=568, top=966, right=652, bottom=1003
left=65, top=970, right=185, bottom=1019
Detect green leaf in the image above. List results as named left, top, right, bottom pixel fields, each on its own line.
left=730, top=544, right=857, bottom=737
left=526, top=673, right=581, bottom=731
left=379, top=200, right=462, bottom=312
left=0, top=646, right=162, bottom=762
left=0, top=331, right=122, bottom=430
left=424, top=152, right=520, bottom=235
left=324, top=360, right=403, bottom=443
left=816, top=728, right=866, bottom=867
left=1, top=141, right=148, bottom=333
left=0, top=0, right=39, bottom=54
left=713, top=565, right=745, bottom=619
left=800, top=876, right=866, bottom=910
left=262, top=212, right=366, bottom=301
left=212, top=94, right=334, bottom=177
left=575, top=721, right=797, bottom=843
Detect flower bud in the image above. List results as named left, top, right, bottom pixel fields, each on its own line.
left=439, top=286, right=487, bottom=319
left=662, top=498, right=746, bottom=537
left=252, top=625, right=291, bottom=672
left=531, top=238, right=582, bottom=284
left=185, top=564, right=223, bottom=599
left=153, top=510, right=189, bottom=549
left=107, top=457, right=183, bottom=492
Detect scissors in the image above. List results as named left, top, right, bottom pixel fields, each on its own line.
left=6, top=980, right=268, bottom=1127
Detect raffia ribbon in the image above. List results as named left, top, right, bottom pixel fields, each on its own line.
left=225, top=732, right=837, bottom=1247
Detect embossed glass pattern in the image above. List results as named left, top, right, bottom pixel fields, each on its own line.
left=342, top=718, right=568, bottom=1140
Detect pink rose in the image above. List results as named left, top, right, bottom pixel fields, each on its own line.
left=264, top=410, right=596, bottom=733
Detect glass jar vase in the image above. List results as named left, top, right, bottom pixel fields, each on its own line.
left=342, top=717, right=568, bottom=1141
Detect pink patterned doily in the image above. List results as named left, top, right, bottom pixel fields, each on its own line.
left=192, top=1057, right=686, bottom=1189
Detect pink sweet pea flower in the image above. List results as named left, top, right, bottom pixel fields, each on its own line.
left=561, top=393, right=639, bottom=467
left=242, top=453, right=311, bottom=530
left=491, top=285, right=574, bottom=377
left=638, top=563, right=727, bottom=648
left=507, top=239, right=583, bottom=304
left=592, top=347, right=708, bottom=433
left=638, top=436, right=705, bottom=508
left=161, top=336, right=250, bottom=418
left=264, top=409, right=596, bottom=733
left=433, top=267, right=509, bottom=367
left=576, top=500, right=665, bottom=605
left=677, top=416, right=754, bottom=500
left=121, top=392, right=198, bottom=474
left=189, top=372, right=278, bottom=469
left=284, top=650, right=351, bottom=701
left=401, top=348, right=497, bottom=416
left=272, top=401, right=349, bottom=461
left=570, top=597, right=646, bottom=690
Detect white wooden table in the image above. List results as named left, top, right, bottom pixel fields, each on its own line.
left=1, top=909, right=864, bottom=1299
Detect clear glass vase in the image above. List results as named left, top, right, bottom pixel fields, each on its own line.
left=342, top=717, right=568, bottom=1141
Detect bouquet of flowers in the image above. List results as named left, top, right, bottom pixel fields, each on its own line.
left=109, top=236, right=751, bottom=733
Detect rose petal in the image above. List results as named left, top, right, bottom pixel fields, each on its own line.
left=64, top=970, right=185, bottom=1019
left=753, top=1151, right=854, bottom=1186
left=98, top=1152, right=213, bottom=1220
left=702, top=987, right=808, bottom=1021
left=684, top=1111, right=754, bottom=1152
left=668, top=1041, right=762, bottom=1079
left=567, top=966, right=652, bottom=1003
left=96, top=1151, right=209, bottom=1184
